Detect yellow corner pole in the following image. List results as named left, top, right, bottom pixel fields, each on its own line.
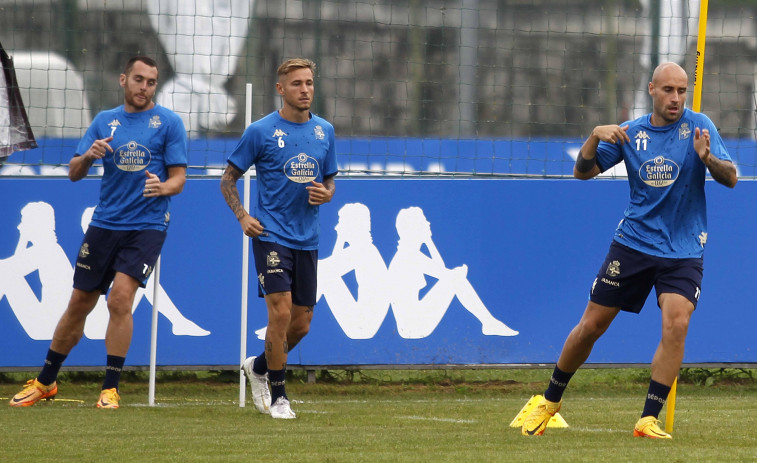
left=691, top=0, right=709, bottom=113
left=666, top=0, right=708, bottom=435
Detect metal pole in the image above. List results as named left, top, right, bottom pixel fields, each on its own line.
left=239, top=82, right=253, bottom=407
left=148, top=256, right=161, bottom=406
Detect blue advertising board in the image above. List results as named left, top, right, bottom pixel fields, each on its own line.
left=0, top=176, right=754, bottom=368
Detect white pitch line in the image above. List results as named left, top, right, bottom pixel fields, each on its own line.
left=399, top=415, right=477, bottom=424
left=570, top=426, right=626, bottom=433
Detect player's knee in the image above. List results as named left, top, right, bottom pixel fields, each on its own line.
left=574, top=319, right=607, bottom=344
left=662, top=316, right=690, bottom=341
left=290, top=320, right=311, bottom=340
left=268, top=308, right=292, bottom=330
left=106, top=295, right=133, bottom=319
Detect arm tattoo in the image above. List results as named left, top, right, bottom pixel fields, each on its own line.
left=220, top=165, right=248, bottom=220
left=706, top=157, right=737, bottom=187
left=323, top=175, right=335, bottom=192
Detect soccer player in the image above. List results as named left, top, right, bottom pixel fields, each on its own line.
left=520, top=62, right=737, bottom=439
left=9, top=56, right=188, bottom=409
left=221, top=58, right=337, bottom=419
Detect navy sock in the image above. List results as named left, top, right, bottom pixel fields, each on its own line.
left=641, top=380, right=671, bottom=419
left=253, top=352, right=267, bottom=375
left=102, top=355, right=126, bottom=391
left=268, top=368, right=287, bottom=403
left=38, top=349, right=67, bottom=386
left=544, top=366, right=574, bottom=403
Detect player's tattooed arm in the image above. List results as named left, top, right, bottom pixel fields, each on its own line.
left=694, top=128, right=737, bottom=188
left=220, top=164, right=247, bottom=220
left=705, top=156, right=738, bottom=188
left=220, top=164, right=266, bottom=237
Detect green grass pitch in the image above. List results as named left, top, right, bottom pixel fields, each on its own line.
left=1, top=368, right=756, bottom=462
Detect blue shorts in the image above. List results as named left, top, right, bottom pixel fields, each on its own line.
left=73, top=226, right=166, bottom=293
left=252, top=239, right=318, bottom=307
left=589, top=241, right=704, bottom=313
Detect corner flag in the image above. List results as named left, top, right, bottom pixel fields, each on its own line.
left=0, top=40, right=36, bottom=163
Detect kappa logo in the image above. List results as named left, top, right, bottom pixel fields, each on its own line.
left=634, top=130, right=650, bottom=151
left=606, top=260, right=620, bottom=277
left=272, top=129, right=287, bottom=138
left=108, top=119, right=121, bottom=137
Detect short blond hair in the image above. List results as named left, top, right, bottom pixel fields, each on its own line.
left=277, top=58, right=316, bottom=78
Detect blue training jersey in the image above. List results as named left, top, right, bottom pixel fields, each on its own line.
left=75, top=104, right=188, bottom=231
left=227, top=110, right=338, bottom=250
left=596, top=108, right=732, bottom=258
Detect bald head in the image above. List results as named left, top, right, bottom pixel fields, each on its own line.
left=651, top=62, right=687, bottom=86
left=648, top=62, right=688, bottom=126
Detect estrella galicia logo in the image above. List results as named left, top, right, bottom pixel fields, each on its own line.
left=114, top=141, right=151, bottom=172
left=284, top=152, right=320, bottom=183
left=638, top=156, right=679, bottom=187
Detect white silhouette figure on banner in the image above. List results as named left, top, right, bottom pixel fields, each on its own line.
left=0, top=202, right=70, bottom=340
left=146, top=0, right=252, bottom=135
left=79, top=207, right=210, bottom=339
left=317, top=203, right=390, bottom=339
left=0, top=202, right=209, bottom=340
left=387, top=207, right=518, bottom=339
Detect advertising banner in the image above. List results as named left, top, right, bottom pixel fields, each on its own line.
left=0, top=178, right=753, bottom=367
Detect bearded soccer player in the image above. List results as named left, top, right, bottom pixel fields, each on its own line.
left=10, top=56, right=187, bottom=409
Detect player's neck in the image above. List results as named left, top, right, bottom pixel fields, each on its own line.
left=124, top=101, right=155, bottom=113
left=279, top=107, right=310, bottom=123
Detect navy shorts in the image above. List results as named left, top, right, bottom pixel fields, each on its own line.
left=589, top=241, right=704, bottom=313
left=74, top=225, right=166, bottom=293
left=252, top=239, right=318, bottom=307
